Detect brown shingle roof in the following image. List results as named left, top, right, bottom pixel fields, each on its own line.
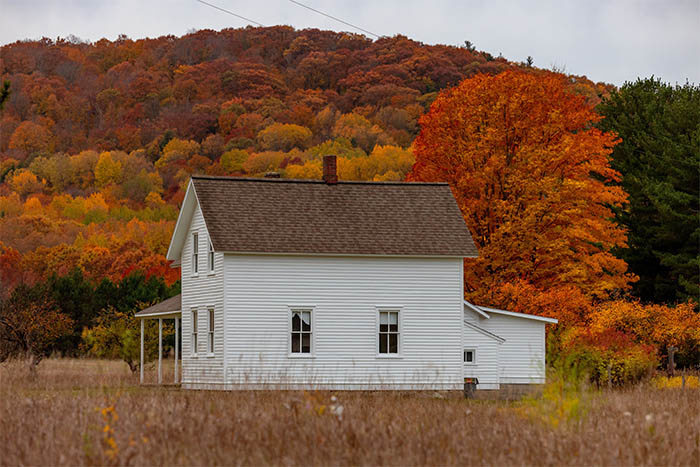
left=134, top=294, right=181, bottom=317
left=191, top=176, right=478, bottom=257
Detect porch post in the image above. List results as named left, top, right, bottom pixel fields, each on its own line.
left=139, top=318, right=144, bottom=384
left=174, top=317, right=179, bottom=384
left=158, top=318, right=163, bottom=385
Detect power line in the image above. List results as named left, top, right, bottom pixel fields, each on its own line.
left=196, top=0, right=265, bottom=27
left=287, top=0, right=382, bottom=39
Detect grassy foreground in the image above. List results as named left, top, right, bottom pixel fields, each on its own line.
left=1, top=359, right=698, bottom=466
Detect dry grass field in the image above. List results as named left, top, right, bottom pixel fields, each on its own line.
left=1, top=359, right=698, bottom=466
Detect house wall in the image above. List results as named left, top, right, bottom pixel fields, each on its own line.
left=218, top=254, right=464, bottom=390
left=475, top=313, right=546, bottom=384
left=462, top=324, right=501, bottom=390
left=180, top=204, right=225, bottom=386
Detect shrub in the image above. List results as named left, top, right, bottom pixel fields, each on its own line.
left=560, top=328, right=657, bottom=387
left=651, top=375, right=699, bottom=389
left=589, top=299, right=700, bottom=368
left=81, top=306, right=173, bottom=373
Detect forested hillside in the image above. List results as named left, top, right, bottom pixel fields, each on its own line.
left=0, top=26, right=611, bottom=287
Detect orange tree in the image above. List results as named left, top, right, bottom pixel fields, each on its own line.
left=409, top=70, right=633, bottom=324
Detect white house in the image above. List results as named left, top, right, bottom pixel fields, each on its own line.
left=135, top=155, right=556, bottom=390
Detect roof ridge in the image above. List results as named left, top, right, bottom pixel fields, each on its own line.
left=190, top=175, right=449, bottom=186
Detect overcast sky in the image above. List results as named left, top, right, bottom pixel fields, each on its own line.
left=1, top=0, right=698, bottom=85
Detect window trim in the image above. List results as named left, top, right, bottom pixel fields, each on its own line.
left=376, top=306, right=403, bottom=359
left=207, top=306, right=215, bottom=357
left=207, top=240, right=215, bottom=275
left=463, top=348, right=477, bottom=365
left=287, top=305, right=315, bottom=358
left=191, top=308, right=198, bottom=357
left=191, top=232, right=199, bottom=276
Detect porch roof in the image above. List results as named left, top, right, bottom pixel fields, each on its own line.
left=134, top=294, right=181, bottom=319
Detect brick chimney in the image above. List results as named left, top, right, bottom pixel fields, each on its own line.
left=323, top=155, right=338, bottom=184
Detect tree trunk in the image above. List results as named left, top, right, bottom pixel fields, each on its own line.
left=27, top=352, right=42, bottom=376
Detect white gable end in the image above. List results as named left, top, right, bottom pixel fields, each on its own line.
left=167, top=180, right=210, bottom=264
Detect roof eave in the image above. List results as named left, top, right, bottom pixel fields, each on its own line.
left=464, top=300, right=491, bottom=319
left=220, top=251, right=475, bottom=258
left=477, top=306, right=559, bottom=324
left=166, top=179, right=198, bottom=262
left=463, top=320, right=506, bottom=343
left=134, top=311, right=181, bottom=319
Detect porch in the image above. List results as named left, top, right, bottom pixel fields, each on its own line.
left=134, top=294, right=181, bottom=385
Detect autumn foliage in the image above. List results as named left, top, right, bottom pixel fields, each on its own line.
left=0, top=286, right=72, bottom=367
left=409, top=70, right=697, bottom=377
left=411, top=70, right=632, bottom=304
left=0, top=28, right=695, bottom=374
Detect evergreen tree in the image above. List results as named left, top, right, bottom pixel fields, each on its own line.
left=597, top=78, right=700, bottom=303
left=0, top=80, right=10, bottom=111
left=47, top=269, right=180, bottom=355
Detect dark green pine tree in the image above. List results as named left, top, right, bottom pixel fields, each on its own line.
left=597, top=77, right=699, bottom=304
left=0, top=80, right=10, bottom=111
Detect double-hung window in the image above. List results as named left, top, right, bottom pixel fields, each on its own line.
left=207, top=307, right=215, bottom=354
left=378, top=310, right=400, bottom=354
left=192, top=232, right=199, bottom=274
left=191, top=309, right=198, bottom=355
left=207, top=241, right=215, bottom=273
left=290, top=310, right=312, bottom=354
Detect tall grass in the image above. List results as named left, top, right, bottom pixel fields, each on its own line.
left=1, top=358, right=698, bottom=466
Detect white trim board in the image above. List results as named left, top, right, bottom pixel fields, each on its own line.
left=464, top=300, right=490, bottom=319
left=166, top=180, right=198, bottom=262
left=463, top=320, right=506, bottom=344
left=478, top=306, right=559, bottom=324
left=464, top=301, right=558, bottom=324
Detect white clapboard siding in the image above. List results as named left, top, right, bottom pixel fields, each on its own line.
left=220, top=254, right=464, bottom=390
left=462, top=324, right=501, bottom=389
left=475, top=313, right=546, bottom=384
left=180, top=205, right=225, bottom=386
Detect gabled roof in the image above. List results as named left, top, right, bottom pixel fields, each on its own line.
left=168, top=175, right=478, bottom=259
left=477, top=306, right=558, bottom=324
left=464, top=300, right=490, bottom=319
left=134, top=294, right=181, bottom=318
left=464, top=301, right=559, bottom=324
left=463, top=320, right=506, bottom=343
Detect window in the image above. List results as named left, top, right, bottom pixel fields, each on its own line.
left=191, top=309, right=198, bottom=355
left=208, top=241, right=215, bottom=273
left=290, top=310, right=312, bottom=354
left=207, top=308, right=214, bottom=354
left=378, top=310, right=399, bottom=354
left=192, top=232, right=199, bottom=274
left=464, top=349, right=476, bottom=364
